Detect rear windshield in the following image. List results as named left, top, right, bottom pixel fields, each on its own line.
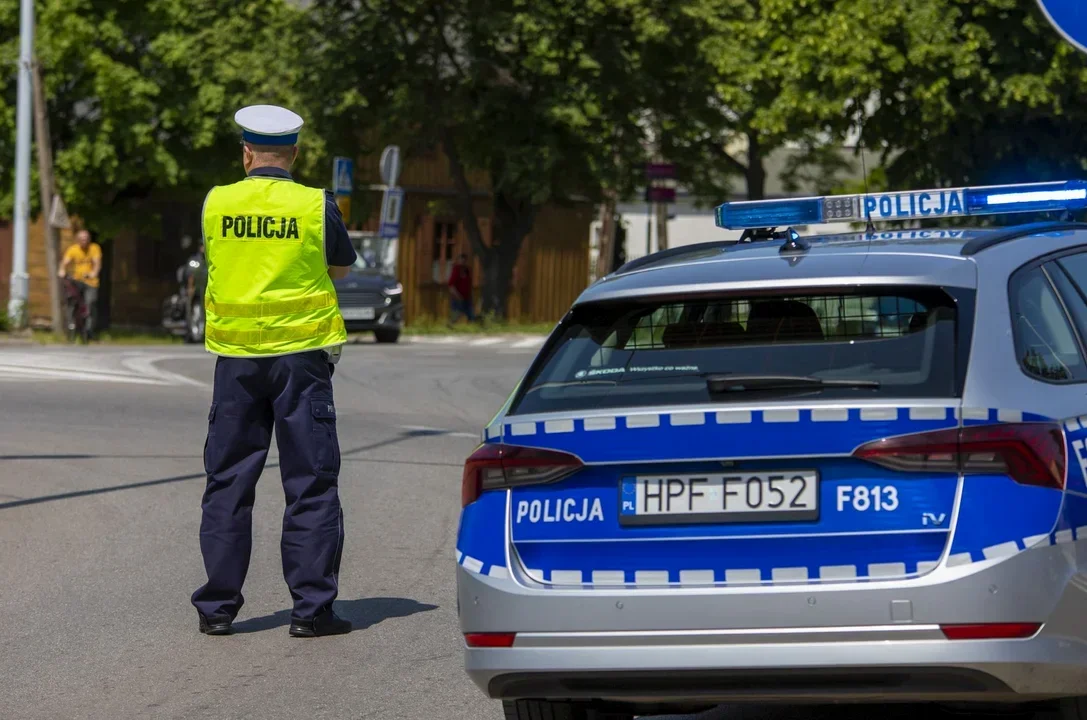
left=509, top=287, right=966, bottom=415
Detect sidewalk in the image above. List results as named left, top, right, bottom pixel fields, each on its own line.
left=0, top=331, right=34, bottom=346
left=403, top=334, right=546, bottom=349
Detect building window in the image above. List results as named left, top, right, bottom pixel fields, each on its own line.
left=432, top=220, right=458, bottom=283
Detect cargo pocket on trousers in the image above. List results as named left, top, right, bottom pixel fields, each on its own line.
left=203, top=402, right=218, bottom=471
left=311, top=398, right=341, bottom=475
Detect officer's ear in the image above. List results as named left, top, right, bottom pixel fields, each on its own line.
left=290, top=145, right=299, bottom=168
left=242, top=143, right=254, bottom=173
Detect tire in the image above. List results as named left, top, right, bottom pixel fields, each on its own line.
left=1061, top=697, right=1087, bottom=720
left=374, top=328, right=400, bottom=344
left=187, top=299, right=205, bottom=344
left=502, top=700, right=632, bottom=720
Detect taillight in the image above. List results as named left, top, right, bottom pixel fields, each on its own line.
left=940, top=623, right=1041, bottom=640
left=464, top=632, right=517, bottom=648
left=461, top=443, right=583, bottom=507
left=853, top=422, right=1066, bottom=490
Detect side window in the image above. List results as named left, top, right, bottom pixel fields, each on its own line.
left=1008, top=265, right=1087, bottom=382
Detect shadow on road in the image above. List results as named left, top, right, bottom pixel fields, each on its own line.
left=0, top=429, right=451, bottom=512
left=231, top=596, right=439, bottom=634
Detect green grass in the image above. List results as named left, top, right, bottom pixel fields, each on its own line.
left=29, top=327, right=184, bottom=345
left=404, top=318, right=554, bottom=336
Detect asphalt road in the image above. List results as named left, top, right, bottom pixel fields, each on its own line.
left=0, top=341, right=1060, bottom=720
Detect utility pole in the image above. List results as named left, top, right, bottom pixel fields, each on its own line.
left=8, top=0, right=33, bottom=328
left=32, top=58, right=64, bottom=335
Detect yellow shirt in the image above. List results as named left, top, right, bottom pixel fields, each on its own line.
left=62, top=242, right=102, bottom=289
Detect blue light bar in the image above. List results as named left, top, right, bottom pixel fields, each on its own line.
left=715, top=180, right=1087, bottom=230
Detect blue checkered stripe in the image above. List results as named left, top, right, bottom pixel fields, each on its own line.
left=457, top=406, right=1077, bottom=586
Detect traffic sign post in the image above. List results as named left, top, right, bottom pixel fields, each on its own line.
left=332, top=156, right=354, bottom=196
left=378, top=187, right=404, bottom=239
left=380, top=145, right=401, bottom=187
left=1037, top=0, right=1087, bottom=54
left=376, top=145, right=404, bottom=239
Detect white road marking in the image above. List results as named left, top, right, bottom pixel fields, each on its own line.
left=121, top=354, right=210, bottom=388
left=468, top=337, right=503, bottom=347
left=0, top=349, right=209, bottom=387
left=0, top=363, right=168, bottom=385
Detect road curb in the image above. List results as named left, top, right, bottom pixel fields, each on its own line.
left=403, top=334, right=546, bottom=348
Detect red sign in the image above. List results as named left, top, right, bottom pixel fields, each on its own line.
left=645, top=163, right=676, bottom=180
left=645, top=187, right=676, bottom=203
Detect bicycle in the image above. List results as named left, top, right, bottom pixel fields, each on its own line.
left=62, top=277, right=91, bottom=343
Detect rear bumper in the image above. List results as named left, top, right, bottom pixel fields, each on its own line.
left=457, top=543, right=1087, bottom=702
left=468, top=632, right=1087, bottom=703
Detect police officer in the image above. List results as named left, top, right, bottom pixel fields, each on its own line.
left=191, top=105, right=358, bottom=637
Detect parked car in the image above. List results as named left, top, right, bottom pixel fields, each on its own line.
left=335, top=231, right=403, bottom=343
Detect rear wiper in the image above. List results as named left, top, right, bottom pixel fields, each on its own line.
left=706, top=374, right=881, bottom=394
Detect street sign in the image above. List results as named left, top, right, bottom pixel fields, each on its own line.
left=378, top=187, right=404, bottom=239
left=335, top=195, right=350, bottom=222
left=379, top=145, right=401, bottom=187
left=645, top=187, right=676, bottom=204
left=48, top=194, right=69, bottom=229
left=333, top=156, right=354, bottom=196
left=1037, top=0, right=1087, bottom=54
left=645, top=163, right=676, bottom=180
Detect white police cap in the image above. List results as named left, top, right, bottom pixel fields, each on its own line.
left=234, top=104, right=304, bottom=146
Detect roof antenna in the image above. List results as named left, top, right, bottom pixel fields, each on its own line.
left=859, top=134, right=875, bottom=234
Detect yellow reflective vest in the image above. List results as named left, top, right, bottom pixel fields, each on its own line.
left=201, top=176, right=346, bottom=357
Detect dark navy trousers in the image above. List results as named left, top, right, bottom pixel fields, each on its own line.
left=191, top=350, right=344, bottom=622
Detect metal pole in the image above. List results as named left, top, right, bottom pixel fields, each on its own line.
left=9, top=0, right=33, bottom=328
left=645, top=202, right=651, bottom=256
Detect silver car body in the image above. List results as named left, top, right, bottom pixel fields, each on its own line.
left=456, top=225, right=1087, bottom=713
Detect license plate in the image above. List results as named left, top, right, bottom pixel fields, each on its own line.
left=619, top=471, right=819, bottom=526
left=341, top=307, right=376, bottom=320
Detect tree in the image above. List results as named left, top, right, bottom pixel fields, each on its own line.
left=0, top=0, right=315, bottom=236
left=854, top=0, right=1087, bottom=190
left=656, top=0, right=897, bottom=205
left=309, top=0, right=654, bottom=317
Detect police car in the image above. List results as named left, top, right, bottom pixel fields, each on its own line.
left=456, top=180, right=1087, bottom=719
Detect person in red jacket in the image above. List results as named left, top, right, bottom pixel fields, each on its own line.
left=447, top=253, right=475, bottom=325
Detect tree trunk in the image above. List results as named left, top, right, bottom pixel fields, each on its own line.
left=595, top=190, right=617, bottom=280
left=489, top=189, right=536, bottom=319
left=31, top=59, right=63, bottom=335
left=746, top=132, right=766, bottom=201
left=441, top=127, right=537, bottom=320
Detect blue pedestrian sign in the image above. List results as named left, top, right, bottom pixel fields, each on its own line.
left=332, top=156, right=354, bottom=196
left=1037, top=0, right=1087, bottom=54
left=378, top=187, right=404, bottom=239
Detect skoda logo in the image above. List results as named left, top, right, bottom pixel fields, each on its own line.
left=575, top=370, right=587, bottom=379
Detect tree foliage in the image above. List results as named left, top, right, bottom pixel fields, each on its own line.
left=309, top=0, right=657, bottom=317
left=0, top=0, right=313, bottom=235
left=5, top=0, right=1087, bottom=318
left=854, top=0, right=1087, bottom=188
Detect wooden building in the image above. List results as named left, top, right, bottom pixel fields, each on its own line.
left=346, top=147, right=595, bottom=324
left=0, top=149, right=594, bottom=329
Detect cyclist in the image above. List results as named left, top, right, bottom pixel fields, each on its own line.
left=57, top=229, right=102, bottom=339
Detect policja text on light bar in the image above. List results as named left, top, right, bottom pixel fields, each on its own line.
left=714, top=180, right=1087, bottom=231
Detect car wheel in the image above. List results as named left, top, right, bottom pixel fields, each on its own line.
left=1061, top=697, right=1087, bottom=720
left=374, top=328, right=400, bottom=344
left=188, top=300, right=205, bottom=343
left=502, top=700, right=632, bottom=720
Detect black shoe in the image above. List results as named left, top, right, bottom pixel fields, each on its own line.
left=289, top=609, right=352, bottom=638
left=198, top=613, right=233, bottom=636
